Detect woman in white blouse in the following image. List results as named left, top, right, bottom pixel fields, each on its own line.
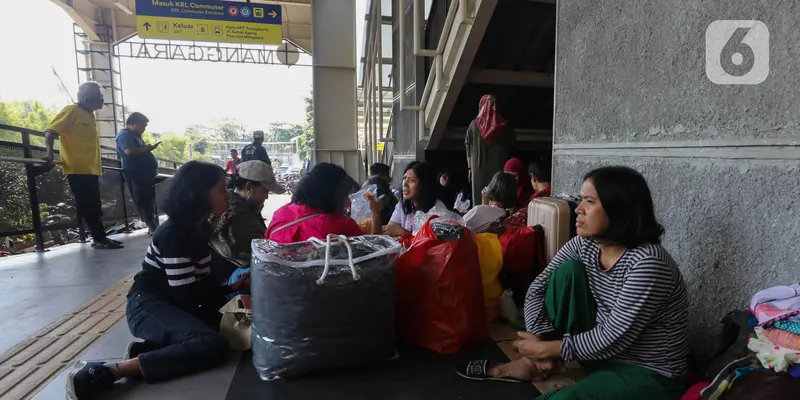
left=383, top=161, right=448, bottom=236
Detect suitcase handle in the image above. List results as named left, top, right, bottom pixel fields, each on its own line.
left=317, top=234, right=360, bottom=285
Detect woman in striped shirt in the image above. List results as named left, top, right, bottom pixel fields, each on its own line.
left=67, top=161, right=249, bottom=399
left=459, top=166, right=689, bottom=400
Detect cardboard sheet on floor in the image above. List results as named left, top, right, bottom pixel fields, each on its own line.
left=225, top=341, right=540, bottom=400
left=490, top=321, right=588, bottom=395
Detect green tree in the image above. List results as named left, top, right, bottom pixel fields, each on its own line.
left=212, top=118, right=249, bottom=142
left=296, top=91, right=314, bottom=161
left=144, top=131, right=188, bottom=162
left=266, top=122, right=303, bottom=143
left=0, top=101, right=55, bottom=146
left=0, top=101, right=66, bottom=238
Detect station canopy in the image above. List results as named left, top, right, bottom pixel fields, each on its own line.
left=50, top=0, right=313, bottom=52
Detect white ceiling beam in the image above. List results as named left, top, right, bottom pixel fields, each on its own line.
left=51, top=0, right=103, bottom=41
left=467, top=69, right=554, bottom=87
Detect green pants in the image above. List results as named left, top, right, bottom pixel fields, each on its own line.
left=536, top=260, right=686, bottom=400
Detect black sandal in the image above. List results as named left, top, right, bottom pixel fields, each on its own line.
left=455, top=360, right=525, bottom=383
left=92, top=240, right=123, bottom=249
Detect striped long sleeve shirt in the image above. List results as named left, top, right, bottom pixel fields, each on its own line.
left=524, top=236, right=689, bottom=377
left=131, top=219, right=232, bottom=312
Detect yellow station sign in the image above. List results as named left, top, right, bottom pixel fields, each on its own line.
left=135, top=0, right=283, bottom=45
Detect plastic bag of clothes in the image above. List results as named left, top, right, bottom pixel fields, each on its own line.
left=412, top=206, right=463, bottom=235
left=349, top=184, right=378, bottom=232
left=250, top=234, right=402, bottom=381
left=395, top=215, right=488, bottom=354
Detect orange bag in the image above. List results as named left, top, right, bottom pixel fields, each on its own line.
left=395, top=216, right=488, bottom=354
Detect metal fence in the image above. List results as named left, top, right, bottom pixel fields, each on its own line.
left=0, top=123, right=182, bottom=254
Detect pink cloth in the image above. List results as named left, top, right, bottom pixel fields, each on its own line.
left=763, top=327, right=800, bottom=351
left=266, top=203, right=363, bottom=243
left=680, top=382, right=708, bottom=400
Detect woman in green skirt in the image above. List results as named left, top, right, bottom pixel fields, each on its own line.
left=458, top=166, right=689, bottom=400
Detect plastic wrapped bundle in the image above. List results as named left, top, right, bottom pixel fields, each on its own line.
left=250, top=234, right=402, bottom=381
left=412, top=206, right=463, bottom=235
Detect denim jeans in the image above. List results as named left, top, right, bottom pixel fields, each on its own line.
left=126, top=291, right=229, bottom=383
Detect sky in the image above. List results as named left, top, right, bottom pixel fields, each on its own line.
left=0, top=0, right=367, bottom=133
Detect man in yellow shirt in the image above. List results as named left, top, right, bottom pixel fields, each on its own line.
left=44, top=82, right=123, bottom=249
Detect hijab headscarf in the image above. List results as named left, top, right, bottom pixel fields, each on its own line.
left=504, top=158, right=534, bottom=208
left=475, top=94, right=508, bottom=145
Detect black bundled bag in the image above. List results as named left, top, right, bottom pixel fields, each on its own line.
left=250, top=234, right=402, bottom=381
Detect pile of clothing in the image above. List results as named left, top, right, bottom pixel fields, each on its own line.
left=748, top=283, right=800, bottom=376
left=686, top=284, right=800, bottom=400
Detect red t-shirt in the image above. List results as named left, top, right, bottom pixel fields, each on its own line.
left=226, top=160, right=238, bottom=174
left=266, top=203, right=363, bottom=243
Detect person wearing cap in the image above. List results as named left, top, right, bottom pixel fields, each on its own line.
left=240, top=130, right=271, bottom=166
left=209, top=160, right=285, bottom=296
left=44, top=81, right=123, bottom=249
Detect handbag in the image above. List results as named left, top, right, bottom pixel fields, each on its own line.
left=218, top=294, right=252, bottom=351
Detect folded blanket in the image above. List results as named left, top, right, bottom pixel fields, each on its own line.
left=750, top=284, right=800, bottom=326
left=762, top=325, right=800, bottom=352
left=773, top=318, right=800, bottom=335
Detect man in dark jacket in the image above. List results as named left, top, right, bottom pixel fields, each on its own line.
left=241, top=130, right=271, bottom=166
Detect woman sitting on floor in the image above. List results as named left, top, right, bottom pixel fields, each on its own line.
left=462, top=171, right=518, bottom=234
left=383, top=161, right=449, bottom=237
left=67, top=161, right=249, bottom=399
left=210, top=160, right=285, bottom=297
left=502, top=160, right=552, bottom=230
left=503, top=157, right=535, bottom=211
left=458, top=166, right=689, bottom=400
left=266, top=162, right=382, bottom=243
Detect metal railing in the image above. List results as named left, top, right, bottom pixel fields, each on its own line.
left=0, top=123, right=182, bottom=253
left=399, top=0, right=475, bottom=142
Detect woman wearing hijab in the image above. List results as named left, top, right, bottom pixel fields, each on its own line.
left=503, top=158, right=534, bottom=210
left=465, top=94, right=516, bottom=207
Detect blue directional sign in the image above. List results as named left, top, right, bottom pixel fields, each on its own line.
left=136, top=0, right=283, bottom=45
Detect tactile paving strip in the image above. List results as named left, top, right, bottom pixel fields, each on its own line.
left=0, top=275, right=133, bottom=400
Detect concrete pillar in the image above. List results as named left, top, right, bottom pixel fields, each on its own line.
left=552, top=0, right=799, bottom=357
left=311, top=0, right=365, bottom=182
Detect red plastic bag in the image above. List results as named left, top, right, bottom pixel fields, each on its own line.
left=395, top=216, right=488, bottom=354
left=499, top=226, right=545, bottom=308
